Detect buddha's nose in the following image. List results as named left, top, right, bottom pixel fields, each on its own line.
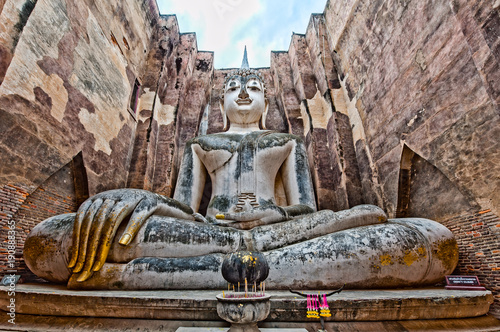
left=238, top=85, right=249, bottom=99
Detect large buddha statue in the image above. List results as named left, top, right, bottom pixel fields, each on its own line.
left=24, top=56, right=458, bottom=290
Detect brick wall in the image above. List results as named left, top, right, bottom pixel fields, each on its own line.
left=0, top=184, right=30, bottom=277
left=0, top=163, right=79, bottom=282
left=441, top=210, right=500, bottom=318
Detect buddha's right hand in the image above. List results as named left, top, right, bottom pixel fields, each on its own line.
left=67, top=189, right=194, bottom=282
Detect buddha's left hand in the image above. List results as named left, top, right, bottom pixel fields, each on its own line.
left=215, top=205, right=288, bottom=230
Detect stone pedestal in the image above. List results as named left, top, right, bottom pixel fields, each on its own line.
left=176, top=329, right=307, bottom=332
left=0, top=284, right=498, bottom=331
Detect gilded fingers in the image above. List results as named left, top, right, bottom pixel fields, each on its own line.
left=72, top=198, right=104, bottom=273
left=76, top=199, right=114, bottom=282
left=92, top=201, right=138, bottom=272
left=68, top=189, right=195, bottom=282
left=68, top=199, right=93, bottom=269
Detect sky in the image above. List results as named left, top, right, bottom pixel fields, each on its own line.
left=157, top=0, right=328, bottom=69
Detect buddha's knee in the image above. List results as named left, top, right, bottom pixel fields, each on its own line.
left=390, top=217, right=459, bottom=282
left=24, top=213, right=74, bottom=283
left=264, top=217, right=458, bottom=289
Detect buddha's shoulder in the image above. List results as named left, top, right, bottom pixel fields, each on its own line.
left=187, top=133, right=242, bottom=151
left=258, top=131, right=304, bottom=148
left=187, top=131, right=303, bottom=151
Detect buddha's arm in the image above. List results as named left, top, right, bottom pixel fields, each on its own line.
left=173, top=139, right=207, bottom=213
left=279, top=137, right=317, bottom=214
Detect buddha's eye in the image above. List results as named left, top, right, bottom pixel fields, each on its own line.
left=248, top=86, right=260, bottom=91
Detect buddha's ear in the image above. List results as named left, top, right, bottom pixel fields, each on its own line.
left=220, top=98, right=228, bottom=131
left=260, top=98, right=269, bottom=130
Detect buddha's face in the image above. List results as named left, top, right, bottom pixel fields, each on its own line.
left=223, top=76, right=267, bottom=126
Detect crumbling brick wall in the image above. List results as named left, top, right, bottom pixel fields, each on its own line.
left=0, top=162, right=80, bottom=282
left=0, top=184, right=30, bottom=277
left=442, top=211, right=500, bottom=317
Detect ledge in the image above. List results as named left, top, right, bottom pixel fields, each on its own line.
left=0, top=284, right=493, bottom=322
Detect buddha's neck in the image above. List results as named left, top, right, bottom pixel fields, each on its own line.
left=226, top=122, right=261, bottom=134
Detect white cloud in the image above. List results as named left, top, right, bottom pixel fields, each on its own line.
left=157, top=0, right=327, bottom=68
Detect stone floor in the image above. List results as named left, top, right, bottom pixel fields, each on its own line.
left=0, top=314, right=499, bottom=331
left=0, top=284, right=499, bottom=331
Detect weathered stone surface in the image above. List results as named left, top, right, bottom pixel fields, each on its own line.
left=305, top=14, right=340, bottom=95
left=328, top=0, right=499, bottom=220
left=25, top=210, right=457, bottom=291
left=289, top=34, right=317, bottom=101
left=3, top=315, right=500, bottom=332
left=0, top=0, right=155, bottom=194
left=270, top=51, right=304, bottom=137
left=173, top=47, right=213, bottom=189
left=397, top=146, right=479, bottom=220
left=332, top=111, right=363, bottom=207
left=2, top=315, right=500, bottom=332
left=0, top=284, right=494, bottom=322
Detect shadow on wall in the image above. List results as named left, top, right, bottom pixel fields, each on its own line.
left=9, top=152, right=89, bottom=282
left=396, top=145, right=478, bottom=222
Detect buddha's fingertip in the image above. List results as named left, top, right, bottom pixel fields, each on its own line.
left=92, top=260, right=103, bottom=272
left=73, top=262, right=84, bottom=273
left=67, top=258, right=76, bottom=268
left=119, top=233, right=132, bottom=245
left=76, top=271, right=91, bottom=282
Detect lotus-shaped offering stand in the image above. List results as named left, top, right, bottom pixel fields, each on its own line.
left=216, top=293, right=271, bottom=332
left=217, top=251, right=270, bottom=331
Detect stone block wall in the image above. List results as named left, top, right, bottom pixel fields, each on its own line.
left=320, top=0, right=500, bottom=316
left=0, top=0, right=158, bottom=195
left=323, top=0, right=499, bottom=218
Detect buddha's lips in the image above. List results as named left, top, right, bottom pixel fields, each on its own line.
left=236, top=98, right=252, bottom=105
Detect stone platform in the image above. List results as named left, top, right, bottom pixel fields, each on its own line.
left=0, top=284, right=498, bottom=331
left=176, top=329, right=307, bottom=332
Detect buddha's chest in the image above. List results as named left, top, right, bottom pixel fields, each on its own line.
left=192, top=132, right=294, bottom=175
left=193, top=141, right=291, bottom=176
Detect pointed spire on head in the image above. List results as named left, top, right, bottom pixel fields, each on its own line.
left=241, top=46, right=249, bottom=69
left=223, top=46, right=266, bottom=97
